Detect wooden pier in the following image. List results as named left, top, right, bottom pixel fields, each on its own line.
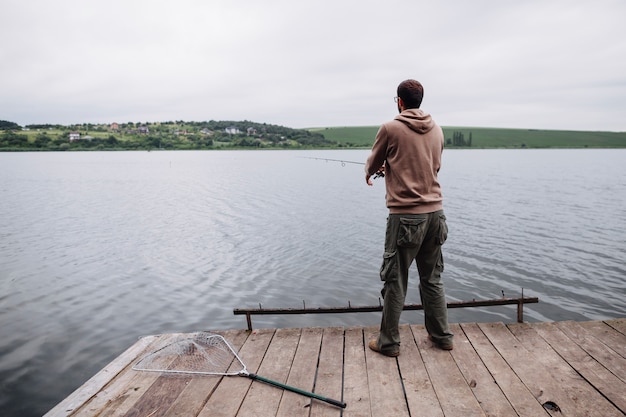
left=45, top=319, right=625, bottom=417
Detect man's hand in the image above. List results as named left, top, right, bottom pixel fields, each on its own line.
left=366, top=165, right=385, bottom=186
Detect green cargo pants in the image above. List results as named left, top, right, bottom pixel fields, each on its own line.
left=375, top=210, right=453, bottom=354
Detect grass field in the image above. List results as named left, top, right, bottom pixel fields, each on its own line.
left=310, top=126, right=626, bottom=148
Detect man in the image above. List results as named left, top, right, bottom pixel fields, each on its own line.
left=365, top=79, right=453, bottom=356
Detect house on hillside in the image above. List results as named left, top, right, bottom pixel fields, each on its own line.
left=138, top=125, right=149, bottom=134
left=110, top=122, right=119, bottom=131
left=68, top=132, right=80, bottom=142
left=225, top=126, right=240, bottom=135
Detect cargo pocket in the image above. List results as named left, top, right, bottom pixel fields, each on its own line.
left=397, top=217, right=427, bottom=247
left=437, top=214, right=448, bottom=245
left=379, top=250, right=398, bottom=282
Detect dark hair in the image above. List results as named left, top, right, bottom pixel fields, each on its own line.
left=397, top=79, right=424, bottom=109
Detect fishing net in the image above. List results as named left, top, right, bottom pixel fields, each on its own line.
left=132, top=333, right=246, bottom=376
left=132, top=331, right=346, bottom=408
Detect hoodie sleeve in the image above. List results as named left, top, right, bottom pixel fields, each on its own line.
left=365, top=124, right=388, bottom=175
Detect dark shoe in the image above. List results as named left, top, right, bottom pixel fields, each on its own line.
left=368, top=338, right=399, bottom=357
left=428, top=335, right=453, bottom=351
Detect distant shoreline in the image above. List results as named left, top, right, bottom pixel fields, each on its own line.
left=2, top=120, right=626, bottom=150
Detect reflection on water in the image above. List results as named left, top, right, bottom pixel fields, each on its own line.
left=1, top=149, right=625, bottom=416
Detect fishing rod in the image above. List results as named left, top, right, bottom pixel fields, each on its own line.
left=300, top=156, right=385, bottom=179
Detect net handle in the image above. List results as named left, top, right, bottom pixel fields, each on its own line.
left=241, top=371, right=346, bottom=409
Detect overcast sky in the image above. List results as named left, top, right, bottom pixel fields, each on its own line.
left=2, top=0, right=625, bottom=131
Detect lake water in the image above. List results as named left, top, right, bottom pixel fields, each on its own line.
left=1, top=148, right=625, bottom=416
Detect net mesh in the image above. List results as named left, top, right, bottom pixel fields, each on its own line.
left=132, top=333, right=245, bottom=376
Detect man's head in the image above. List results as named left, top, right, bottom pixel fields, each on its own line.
left=397, top=79, right=424, bottom=111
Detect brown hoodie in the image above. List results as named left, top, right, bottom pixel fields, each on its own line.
left=365, top=109, right=444, bottom=214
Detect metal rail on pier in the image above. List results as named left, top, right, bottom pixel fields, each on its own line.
left=233, top=296, right=539, bottom=331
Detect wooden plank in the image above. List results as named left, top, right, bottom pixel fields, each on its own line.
left=461, top=323, right=549, bottom=417
left=449, top=323, right=517, bottom=417
left=197, top=328, right=275, bottom=417
left=44, top=335, right=159, bottom=417
left=275, top=327, right=323, bottom=417
left=604, top=318, right=626, bottom=336
left=162, top=329, right=251, bottom=417
left=481, top=322, right=595, bottom=417
left=310, top=327, right=345, bottom=417
left=122, top=374, right=191, bottom=417
left=398, top=324, right=443, bottom=417
left=74, top=335, right=182, bottom=417
left=508, top=322, right=624, bottom=417
left=556, top=321, right=626, bottom=382
left=533, top=322, right=626, bottom=414
left=342, top=327, right=372, bottom=417
left=579, top=321, right=626, bottom=358
left=74, top=364, right=165, bottom=417
left=236, top=327, right=302, bottom=417
left=415, top=324, right=484, bottom=417
left=363, top=326, right=409, bottom=417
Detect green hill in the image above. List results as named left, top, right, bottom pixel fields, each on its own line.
left=311, top=126, right=626, bottom=148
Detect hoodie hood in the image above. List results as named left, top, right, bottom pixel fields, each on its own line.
left=394, top=109, right=435, bottom=134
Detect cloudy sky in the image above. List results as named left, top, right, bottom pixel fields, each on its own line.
left=2, top=0, right=625, bottom=131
